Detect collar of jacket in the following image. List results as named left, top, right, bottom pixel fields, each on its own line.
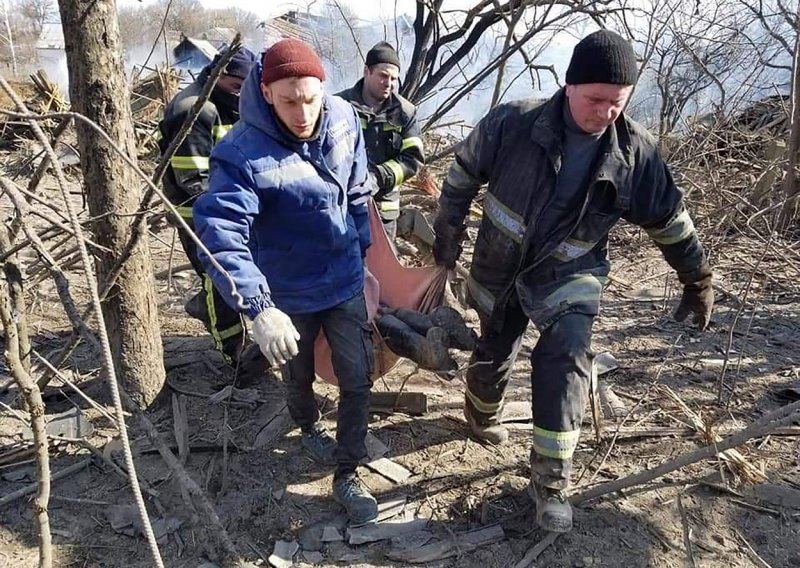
left=345, top=78, right=401, bottom=115
left=530, top=88, right=635, bottom=208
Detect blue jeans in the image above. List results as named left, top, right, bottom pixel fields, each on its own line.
left=282, top=292, right=373, bottom=478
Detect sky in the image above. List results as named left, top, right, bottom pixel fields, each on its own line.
left=118, top=0, right=420, bottom=22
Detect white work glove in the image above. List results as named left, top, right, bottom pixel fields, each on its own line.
left=252, top=307, right=301, bottom=367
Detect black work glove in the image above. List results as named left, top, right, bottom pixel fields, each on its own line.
left=432, top=218, right=465, bottom=270
left=674, top=267, right=713, bottom=331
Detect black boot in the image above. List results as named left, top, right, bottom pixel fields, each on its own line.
left=376, top=314, right=456, bottom=373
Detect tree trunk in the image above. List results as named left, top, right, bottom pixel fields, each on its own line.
left=780, top=14, right=800, bottom=229
left=58, top=0, right=165, bottom=407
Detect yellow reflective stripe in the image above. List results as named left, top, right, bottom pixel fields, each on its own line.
left=543, top=274, right=606, bottom=311
left=532, top=426, right=580, bottom=459
left=212, top=124, right=233, bottom=141
left=204, top=275, right=226, bottom=357
left=218, top=322, right=243, bottom=340
left=550, top=238, right=598, bottom=262
left=171, top=155, right=209, bottom=170
left=466, top=387, right=501, bottom=415
left=384, top=159, right=405, bottom=186
left=646, top=208, right=696, bottom=245
left=175, top=206, right=193, bottom=219
left=382, top=122, right=402, bottom=132
left=359, top=117, right=368, bottom=130
left=467, top=275, right=496, bottom=316
left=484, top=193, right=526, bottom=243
left=401, top=136, right=423, bottom=152
left=379, top=199, right=400, bottom=211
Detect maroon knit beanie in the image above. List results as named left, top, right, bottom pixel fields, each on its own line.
left=261, top=39, right=326, bottom=85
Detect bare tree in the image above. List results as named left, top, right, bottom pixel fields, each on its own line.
left=400, top=1, right=624, bottom=129
left=15, top=0, right=55, bottom=36
left=57, top=0, right=166, bottom=407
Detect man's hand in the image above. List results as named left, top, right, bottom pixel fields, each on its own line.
left=252, top=307, right=301, bottom=366
left=674, top=278, right=714, bottom=331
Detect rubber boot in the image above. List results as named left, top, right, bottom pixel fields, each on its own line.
left=377, top=314, right=456, bottom=373
left=528, top=481, right=573, bottom=533
left=463, top=404, right=508, bottom=445
left=430, top=306, right=478, bottom=351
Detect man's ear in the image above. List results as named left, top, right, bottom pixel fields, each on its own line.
left=261, top=82, right=273, bottom=104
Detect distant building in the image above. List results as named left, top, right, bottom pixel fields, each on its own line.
left=201, top=27, right=238, bottom=50
left=260, top=13, right=316, bottom=48
left=172, top=35, right=219, bottom=74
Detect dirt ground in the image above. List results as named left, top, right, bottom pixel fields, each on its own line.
left=1, top=163, right=799, bottom=568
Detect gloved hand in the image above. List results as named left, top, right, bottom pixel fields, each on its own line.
left=432, top=220, right=465, bottom=270
left=674, top=274, right=714, bottom=331
left=252, top=307, right=301, bottom=366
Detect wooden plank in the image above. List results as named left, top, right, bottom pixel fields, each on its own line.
left=348, top=518, right=429, bottom=545
left=366, top=457, right=412, bottom=484
left=370, top=391, right=428, bottom=416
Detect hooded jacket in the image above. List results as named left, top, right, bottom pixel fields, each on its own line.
left=193, top=61, right=372, bottom=318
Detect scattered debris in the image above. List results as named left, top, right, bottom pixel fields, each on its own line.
left=207, top=385, right=263, bottom=408
left=749, top=482, right=800, bottom=509
left=253, top=404, right=293, bottom=449
left=321, top=525, right=343, bottom=543
left=376, top=496, right=407, bottom=522
left=301, top=550, right=324, bottom=564
left=369, top=391, right=428, bottom=415
left=21, top=406, right=94, bottom=440
left=594, top=351, right=620, bottom=375
left=387, top=524, right=505, bottom=563
left=365, top=431, right=390, bottom=460
left=268, top=539, right=299, bottom=568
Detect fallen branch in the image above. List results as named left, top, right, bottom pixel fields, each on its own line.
left=574, top=399, right=800, bottom=504
left=0, top=458, right=90, bottom=508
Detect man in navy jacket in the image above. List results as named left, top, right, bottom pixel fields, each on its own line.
left=194, top=39, right=377, bottom=524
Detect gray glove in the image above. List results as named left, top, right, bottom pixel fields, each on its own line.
left=252, top=307, right=300, bottom=367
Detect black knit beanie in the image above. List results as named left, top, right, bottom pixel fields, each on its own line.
left=565, top=30, right=638, bottom=86
left=365, top=42, right=400, bottom=68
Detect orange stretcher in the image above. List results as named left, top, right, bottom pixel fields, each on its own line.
left=313, top=202, right=447, bottom=385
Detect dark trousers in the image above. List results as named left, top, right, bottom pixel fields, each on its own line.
left=466, top=304, right=594, bottom=490
left=282, top=292, right=374, bottom=478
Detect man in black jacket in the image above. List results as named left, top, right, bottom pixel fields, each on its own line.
left=337, top=42, right=424, bottom=240
left=159, top=48, right=259, bottom=367
left=433, top=30, right=713, bottom=533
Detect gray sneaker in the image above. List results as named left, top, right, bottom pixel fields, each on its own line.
left=333, top=474, right=378, bottom=525
left=300, top=425, right=337, bottom=466
left=528, top=481, right=573, bottom=533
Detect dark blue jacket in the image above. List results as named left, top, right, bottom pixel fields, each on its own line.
left=193, top=61, right=372, bottom=318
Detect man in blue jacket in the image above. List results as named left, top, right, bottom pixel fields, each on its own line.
left=193, top=39, right=378, bottom=524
